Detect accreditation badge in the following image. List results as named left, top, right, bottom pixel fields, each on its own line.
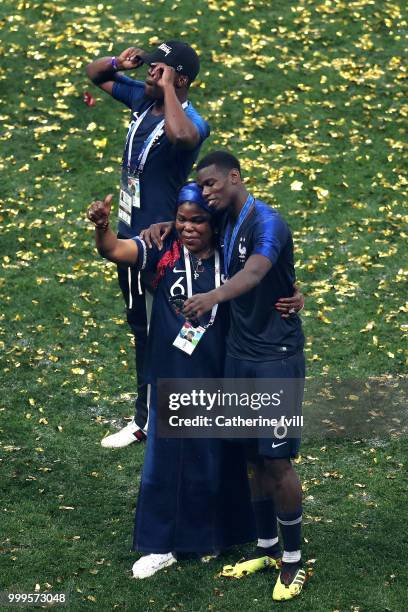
left=128, top=175, right=141, bottom=209
left=118, top=188, right=132, bottom=227
left=173, top=322, right=206, bottom=355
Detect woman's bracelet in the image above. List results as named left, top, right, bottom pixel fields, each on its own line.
left=96, top=221, right=110, bottom=232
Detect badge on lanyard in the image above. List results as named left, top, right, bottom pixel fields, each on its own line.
left=128, top=175, right=141, bottom=209
left=173, top=322, right=206, bottom=355
left=118, top=102, right=189, bottom=227
left=119, top=175, right=141, bottom=226
left=172, top=247, right=221, bottom=356
left=118, top=189, right=132, bottom=226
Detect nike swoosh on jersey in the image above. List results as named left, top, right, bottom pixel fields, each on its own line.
left=271, top=441, right=287, bottom=448
left=173, top=267, right=186, bottom=273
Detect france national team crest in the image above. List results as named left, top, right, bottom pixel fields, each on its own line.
left=238, top=236, right=247, bottom=264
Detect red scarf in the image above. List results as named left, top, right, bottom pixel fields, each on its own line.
left=152, top=240, right=181, bottom=288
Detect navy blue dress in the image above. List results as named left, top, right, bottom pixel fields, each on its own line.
left=131, top=235, right=256, bottom=553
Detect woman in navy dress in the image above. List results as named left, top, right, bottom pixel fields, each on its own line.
left=88, top=183, right=256, bottom=578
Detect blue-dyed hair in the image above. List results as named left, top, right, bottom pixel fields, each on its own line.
left=177, top=182, right=213, bottom=215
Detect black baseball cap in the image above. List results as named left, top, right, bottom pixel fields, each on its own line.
left=141, top=40, right=200, bottom=83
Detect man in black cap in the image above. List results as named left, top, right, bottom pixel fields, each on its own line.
left=86, top=41, right=210, bottom=448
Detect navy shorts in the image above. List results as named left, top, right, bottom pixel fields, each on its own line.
left=224, top=352, right=305, bottom=459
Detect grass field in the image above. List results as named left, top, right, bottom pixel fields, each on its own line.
left=0, top=0, right=407, bottom=610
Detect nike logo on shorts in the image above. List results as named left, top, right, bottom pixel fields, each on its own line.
left=271, top=441, right=287, bottom=449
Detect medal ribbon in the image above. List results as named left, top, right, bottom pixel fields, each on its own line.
left=223, top=194, right=255, bottom=277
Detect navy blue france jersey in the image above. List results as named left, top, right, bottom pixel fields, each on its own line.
left=131, top=233, right=228, bottom=381
left=112, top=76, right=210, bottom=237
left=220, top=199, right=304, bottom=361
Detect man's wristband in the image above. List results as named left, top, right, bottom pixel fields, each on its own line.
left=111, top=56, right=119, bottom=71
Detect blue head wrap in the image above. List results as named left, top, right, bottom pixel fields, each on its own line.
left=177, top=182, right=213, bottom=215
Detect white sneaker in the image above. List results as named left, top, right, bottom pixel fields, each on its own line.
left=132, top=553, right=177, bottom=578
left=101, top=418, right=146, bottom=448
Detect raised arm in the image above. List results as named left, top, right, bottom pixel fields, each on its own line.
left=151, top=63, right=201, bottom=149
left=86, top=47, right=145, bottom=95
left=87, top=194, right=138, bottom=265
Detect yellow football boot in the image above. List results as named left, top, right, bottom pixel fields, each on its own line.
left=221, top=550, right=281, bottom=579
left=272, top=564, right=307, bottom=601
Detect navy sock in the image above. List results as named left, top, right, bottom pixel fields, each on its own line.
left=253, top=498, right=278, bottom=540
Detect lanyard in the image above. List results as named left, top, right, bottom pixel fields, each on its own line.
left=183, top=246, right=220, bottom=328
left=223, top=194, right=255, bottom=277
left=126, top=101, right=189, bottom=175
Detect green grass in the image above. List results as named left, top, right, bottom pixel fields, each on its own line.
left=0, top=0, right=407, bottom=610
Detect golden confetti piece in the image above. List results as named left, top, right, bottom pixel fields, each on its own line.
left=93, top=137, right=107, bottom=149
left=297, top=83, right=311, bottom=91
left=318, top=311, right=331, bottom=324
left=59, top=506, right=75, bottom=510
left=290, top=180, right=303, bottom=191
left=71, top=368, right=85, bottom=375
left=313, top=186, right=329, bottom=200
